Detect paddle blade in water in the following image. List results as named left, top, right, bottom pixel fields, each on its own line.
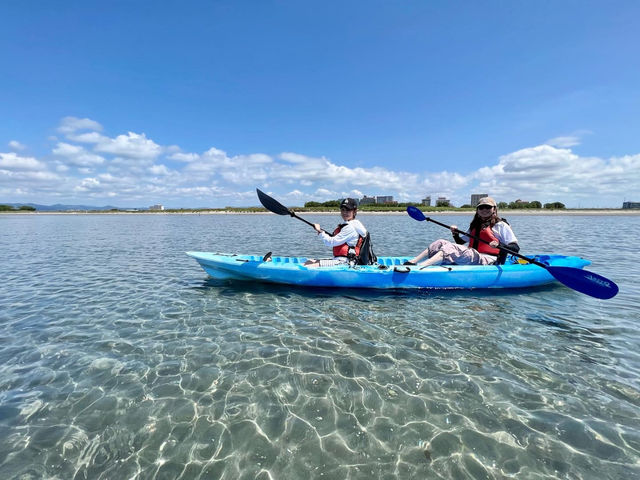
left=548, top=266, right=619, bottom=299
left=256, top=188, right=291, bottom=216
left=406, top=205, right=426, bottom=222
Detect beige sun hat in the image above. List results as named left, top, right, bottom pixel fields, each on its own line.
left=477, top=197, right=497, bottom=207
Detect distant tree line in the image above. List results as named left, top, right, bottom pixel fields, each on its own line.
left=304, top=200, right=341, bottom=208
left=542, top=202, right=566, bottom=209
left=437, top=201, right=565, bottom=209
left=0, top=204, right=36, bottom=211
left=303, top=200, right=566, bottom=210
left=497, top=201, right=565, bottom=209
left=0, top=200, right=568, bottom=213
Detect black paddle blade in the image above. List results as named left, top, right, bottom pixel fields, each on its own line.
left=548, top=266, right=619, bottom=299
left=256, top=188, right=291, bottom=216
left=407, top=205, right=426, bottom=221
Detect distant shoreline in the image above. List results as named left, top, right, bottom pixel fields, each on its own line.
left=3, top=209, right=640, bottom=216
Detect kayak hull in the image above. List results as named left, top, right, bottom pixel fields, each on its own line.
left=186, top=252, right=591, bottom=290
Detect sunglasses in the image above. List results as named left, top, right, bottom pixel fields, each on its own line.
left=477, top=205, right=494, bottom=210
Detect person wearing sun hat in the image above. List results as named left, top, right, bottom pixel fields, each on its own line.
left=304, top=197, right=368, bottom=267
left=405, top=196, right=520, bottom=267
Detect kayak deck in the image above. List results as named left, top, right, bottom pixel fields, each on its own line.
left=186, top=252, right=591, bottom=290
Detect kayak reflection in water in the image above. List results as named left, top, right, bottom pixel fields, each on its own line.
left=406, top=197, right=519, bottom=267
left=304, top=198, right=368, bottom=268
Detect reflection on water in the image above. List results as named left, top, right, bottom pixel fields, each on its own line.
left=0, top=213, right=639, bottom=479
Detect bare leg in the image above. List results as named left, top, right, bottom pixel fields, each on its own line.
left=304, top=259, right=320, bottom=268
left=418, top=251, right=444, bottom=267
left=407, top=248, right=431, bottom=264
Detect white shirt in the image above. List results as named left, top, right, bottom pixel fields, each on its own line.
left=319, top=219, right=367, bottom=249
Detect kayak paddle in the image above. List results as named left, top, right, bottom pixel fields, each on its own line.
left=256, top=188, right=327, bottom=233
left=406, top=205, right=619, bottom=299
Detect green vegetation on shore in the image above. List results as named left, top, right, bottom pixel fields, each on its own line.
left=0, top=204, right=36, bottom=212
left=5, top=201, right=635, bottom=214
left=302, top=199, right=566, bottom=212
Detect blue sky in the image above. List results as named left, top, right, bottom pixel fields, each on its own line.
left=1, top=1, right=639, bottom=208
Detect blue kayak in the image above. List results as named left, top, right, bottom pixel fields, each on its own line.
left=186, top=252, right=591, bottom=290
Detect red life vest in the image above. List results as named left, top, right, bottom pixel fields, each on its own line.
left=469, top=226, right=500, bottom=255
left=332, top=224, right=363, bottom=257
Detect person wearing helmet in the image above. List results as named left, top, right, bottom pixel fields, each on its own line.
left=405, top=197, right=519, bottom=267
left=304, top=197, right=368, bottom=267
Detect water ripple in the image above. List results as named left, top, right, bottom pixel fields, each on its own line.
left=1, top=213, right=639, bottom=478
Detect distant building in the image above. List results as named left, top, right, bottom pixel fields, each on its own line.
left=470, top=193, right=488, bottom=207
left=422, top=196, right=431, bottom=206
left=376, top=195, right=395, bottom=204
left=436, top=196, right=450, bottom=207
left=623, top=201, right=640, bottom=209
left=359, top=195, right=395, bottom=205
left=149, top=204, right=165, bottom=211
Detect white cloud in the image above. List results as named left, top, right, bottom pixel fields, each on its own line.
left=468, top=145, right=640, bottom=205
left=4, top=118, right=639, bottom=208
left=169, top=152, right=200, bottom=162
left=0, top=152, right=46, bottom=171
left=271, top=153, right=417, bottom=191
left=182, top=149, right=273, bottom=181
left=0, top=168, right=61, bottom=192
left=279, top=152, right=320, bottom=164
left=94, top=132, right=162, bottom=160
left=149, top=164, right=172, bottom=175
left=546, top=136, right=581, bottom=148
left=545, top=130, right=592, bottom=148
left=97, top=173, right=120, bottom=183
left=53, top=142, right=105, bottom=167
left=66, top=131, right=109, bottom=144
left=58, top=116, right=103, bottom=134
left=9, top=140, right=26, bottom=151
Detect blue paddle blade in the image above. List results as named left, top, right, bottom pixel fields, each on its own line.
left=406, top=205, right=426, bottom=221
left=548, top=266, right=619, bottom=299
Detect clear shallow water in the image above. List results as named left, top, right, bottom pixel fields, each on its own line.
left=0, top=213, right=639, bottom=479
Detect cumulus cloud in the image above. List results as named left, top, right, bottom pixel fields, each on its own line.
left=149, top=164, right=172, bottom=176
left=0, top=152, right=46, bottom=171
left=58, top=116, right=103, bottom=135
left=94, top=132, right=162, bottom=160
left=181, top=149, right=273, bottom=182
left=271, top=153, right=417, bottom=192
left=53, top=142, right=105, bottom=167
left=74, top=177, right=101, bottom=192
left=0, top=159, right=61, bottom=194
left=4, top=117, right=639, bottom=208
left=169, top=152, right=200, bottom=162
left=469, top=145, right=640, bottom=205
left=9, top=140, right=26, bottom=151
left=66, top=131, right=109, bottom=144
